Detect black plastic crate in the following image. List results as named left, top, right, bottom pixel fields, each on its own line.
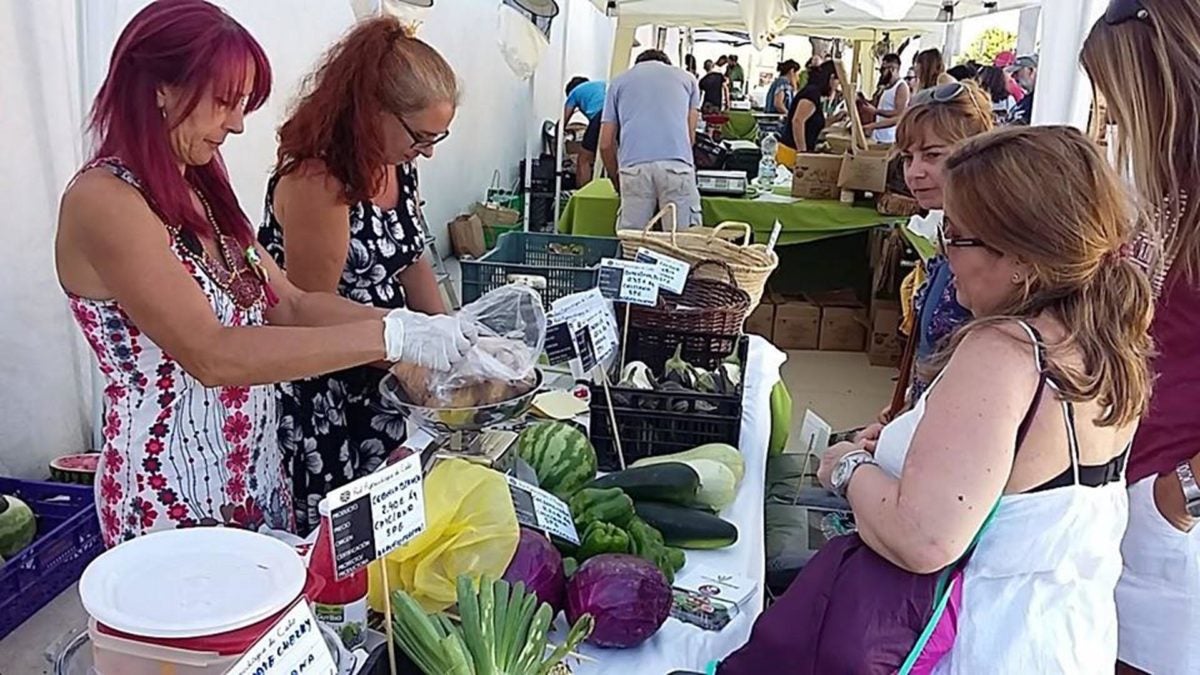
left=590, top=335, right=748, bottom=471
left=460, top=232, right=619, bottom=305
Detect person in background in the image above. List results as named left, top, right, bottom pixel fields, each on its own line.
left=730, top=126, right=1151, bottom=672
left=563, top=75, right=607, bottom=185
left=600, top=50, right=702, bottom=230
left=946, top=61, right=979, bottom=82
left=698, top=58, right=728, bottom=112
left=726, top=55, right=746, bottom=96
left=57, top=2, right=470, bottom=545
left=765, top=59, right=801, bottom=115
left=914, top=48, right=955, bottom=90
left=991, top=51, right=1027, bottom=103
left=684, top=53, right=698, bottom=78
left=977, top=65, right=1017, bottom=124
left=1007, top=55, right=1038, bottom=125
left=1082, top=2, right=1200, bottom=672
left=862, top=53, right=910, bottom=144
left=878, top=81, right=993, bottom=420
left=260, top=17, right=464, bottom=535
left=776, top=60, right=837, bottom=168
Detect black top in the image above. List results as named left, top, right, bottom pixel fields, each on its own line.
left=1011, top=91, right=1034, bottom=126
left=699, top=72, right=725, bottom=110
left=780, top=84, right=825, bottom=152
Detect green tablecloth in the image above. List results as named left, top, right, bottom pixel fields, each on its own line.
left=558, top=179, right=899, bottom=246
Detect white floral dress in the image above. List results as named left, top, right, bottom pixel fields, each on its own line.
left=258, top=164, right=427, bottom=535
left=67, top=159, right=292, bottom=546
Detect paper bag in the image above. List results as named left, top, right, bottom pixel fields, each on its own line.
left=449, top=214, right=486, bottom=259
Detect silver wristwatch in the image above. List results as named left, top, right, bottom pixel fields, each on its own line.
left=831, top=450, right=878, bottom=499
left=1176, top=461, right=1200, bottom=519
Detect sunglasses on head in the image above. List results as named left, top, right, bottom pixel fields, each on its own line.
left=1105, top=0, right=1150, bottom=25
left=911, top=82, right=966, bottom=106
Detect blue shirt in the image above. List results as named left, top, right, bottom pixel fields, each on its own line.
left=910, top=256, right=973, bottom=401
left=566, top=80, right=607, bottom=120
left=602, top=62, right=701, bottom=169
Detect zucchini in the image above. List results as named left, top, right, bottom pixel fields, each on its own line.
left=632, top=501, right=739, bottom=550
left=587, top=463, right=700, bottom=505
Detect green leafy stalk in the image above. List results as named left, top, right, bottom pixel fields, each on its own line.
left=505, top=585, right=538, bottom=672
left=478, top=576, right=497, bottom=674
left=457, top=575, right=490, bottom=674
left=391, top=590, right=456, bottom=674
left=492, top=579, right=512, bottom=670
left=513, top=603, right=553, bottom=674
left=537, top=613, right=596, bottom=675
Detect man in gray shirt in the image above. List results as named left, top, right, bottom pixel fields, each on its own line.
left=599, top=50, right=702, bottom=230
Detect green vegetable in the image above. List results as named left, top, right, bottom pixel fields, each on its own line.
left=568, top=487, right=635, bottom=529
left=619, top=361, right=655, bottom=389
left=768, top=380, right=793, bottom=456
left=632, top=501, right=739, bottom=550
left=587, top=463, right=701, bottom=505
left=0, top=495, right=36, bottom=558
left=631, top=443, right=745, bottom=486
left=625, top=517, right=678, bottom=583
left=577, top=521, right=632, bottom=560
left=517, top=422, right=598, bottom=500
left=562, top=557, right=578, bottom=579
left=662, top=344, right=698, bottom=389
left=715, top=362, right=742, bottom=394
left=391, top=575, right=595, bottom=675
left=694, top=368, right=717, bottom=393
left=663, top=547, right=686, bottom=574
left=683, top=458, right=738, bottom=511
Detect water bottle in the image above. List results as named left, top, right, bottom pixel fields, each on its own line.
left=758, top=134, right=779, bottom=190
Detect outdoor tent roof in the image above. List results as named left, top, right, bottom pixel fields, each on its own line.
left=595, top=0, right=1041, bottom=39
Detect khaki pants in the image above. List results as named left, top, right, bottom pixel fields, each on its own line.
left=616, top=160, right=702, bottom=230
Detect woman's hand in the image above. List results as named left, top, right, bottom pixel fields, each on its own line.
left=854, top=423, right=884, bottom=453
left=818, top=441, right=868, bottom=492
left=384, top=308, right=477, bottom=371
left=1154, top=470, right=1198, bottom=533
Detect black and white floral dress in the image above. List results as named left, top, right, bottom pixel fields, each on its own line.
left=259, top=164, right=427, bottom=534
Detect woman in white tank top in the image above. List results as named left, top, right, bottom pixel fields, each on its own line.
left=816, top=126, right=1154, bottom=671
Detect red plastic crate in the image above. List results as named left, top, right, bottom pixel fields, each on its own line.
left=0, top=477, right=102, bottom=640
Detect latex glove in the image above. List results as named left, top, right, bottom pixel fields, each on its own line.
left=383, top=308, right=476, bottom=372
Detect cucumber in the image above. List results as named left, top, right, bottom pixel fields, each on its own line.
left=632, top=501, right=738, bottom=550
left=587, top=463, right=700, bottom=505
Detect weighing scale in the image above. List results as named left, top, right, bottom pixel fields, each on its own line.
left=697, top=170, right=751, bottom=197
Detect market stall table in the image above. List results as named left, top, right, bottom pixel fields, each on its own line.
left=558, top=179, right=894, bottom=246
left=572, top=335, right=786, bottom=674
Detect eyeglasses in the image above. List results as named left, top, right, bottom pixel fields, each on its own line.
left=911, top=81, right=990, bottom=126
left=938, top=221, right=992, bottom=252
left=1105, top=0, right=1150, bottom=25
left=397, top=115, right=450, bottom=150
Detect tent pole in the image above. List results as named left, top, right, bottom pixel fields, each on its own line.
left=524, top=77, right=534, bottom=233
left=554, top=0, right=572, bottom=229
left=1034, top=0, right=1105, bottom=128
left=610, top=21, right=636, bottom=78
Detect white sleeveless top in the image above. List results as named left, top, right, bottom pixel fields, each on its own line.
left=872, top=322, right=1128, bottom=673
left=873, top=81, right=902, bottom=144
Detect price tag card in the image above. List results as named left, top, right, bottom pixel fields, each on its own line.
left=634, top=248, right=691, bottom=294
left=227, top=601, right=337, bottom=675
left=549, top=289, right=619, bottom=364
left=598, top=258, right=660, bottom=306
left=506, top=475, right=580, bottom=545
left=573, top=325, right=598, bottom=372
left=325, top=453, right=425, bottom=580
left=767, top=220, right=783, bottom=253
left=544, top=322, right=577, bottom=366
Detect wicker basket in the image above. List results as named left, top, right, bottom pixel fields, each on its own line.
left=628, top=260, right=751, bottom=336
left=617, top=204, right=778, bottom=311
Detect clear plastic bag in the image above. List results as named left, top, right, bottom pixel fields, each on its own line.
left=395, top=285, right=546, bottom=408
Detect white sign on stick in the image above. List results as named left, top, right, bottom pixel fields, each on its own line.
left=505, top=475, right=580, bottom=546
left=597, top=258, right=660, bottom=306
left=324, top=453, right=425, bottom=580
left=549, top=288, right=620, bottom=364
left=634, top=248, right=691, bottom=294
left=227, top=601, right=337, bottom=675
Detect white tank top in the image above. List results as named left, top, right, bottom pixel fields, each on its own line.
left=873, top=81, right=902, bottom=144
left=872, top=321, right=1128, bottom=673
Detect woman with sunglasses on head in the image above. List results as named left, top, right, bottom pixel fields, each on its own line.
left=1082, top=2, right=1200, bottom=672
left=260, top=16, right=459, bottom=534
left=723, top=126, right=1151, bottom=673
left=57, top=2, right=470, bottom=546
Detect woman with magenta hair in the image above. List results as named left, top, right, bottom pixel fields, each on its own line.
left=259, top=17, right=460, bottom=534
left=55, top=0, right=471, bottom=545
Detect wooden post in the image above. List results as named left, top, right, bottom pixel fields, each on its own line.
left=835, top=59, right=869, bottom=153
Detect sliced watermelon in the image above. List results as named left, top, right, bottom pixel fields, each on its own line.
left=52, top=454, right=100, bottom=471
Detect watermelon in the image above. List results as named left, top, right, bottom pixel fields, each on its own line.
left=517, top=422, right=598, bottom=500
left=0, top=495, right=36, bottom=558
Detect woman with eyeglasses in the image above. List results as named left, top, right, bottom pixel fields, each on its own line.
left=259, top=16, right=459, bottom=534
left=723, top=126, right=1150, bottom=673
left=1082, top=1, right=1200, bottom=672
left=56, top=2, right=470, bottom=545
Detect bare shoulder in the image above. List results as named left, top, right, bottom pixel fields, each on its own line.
left=943, top=322, right=1043, bottom=390
left=60, top=168, right=168, bottom=242
left=276, top=159, right=344, bottom=207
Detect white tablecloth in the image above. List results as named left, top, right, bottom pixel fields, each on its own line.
left=574, top=336, right=787, bottom=674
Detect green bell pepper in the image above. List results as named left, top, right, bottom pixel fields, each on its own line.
left=576, top=521, right=632, bottom=561
left=569, top=487, right=635, bottom=529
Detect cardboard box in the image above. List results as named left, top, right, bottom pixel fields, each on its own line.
left=868, top=300, right=903, bottom=367
left=448, top=214, right=486, bottom=259
left=819, top=306, right=868, bottom=352
left=745, top=300, right=776, bottom=340
left=791, top=154, right=843, bottom=200
left=773, top=297, right=821, bottom=350
left=838, top=150, right=890, bottom=193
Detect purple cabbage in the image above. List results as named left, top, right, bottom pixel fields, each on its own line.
left=565, top=554, right=672, bottom=649
left=503, top=528, right=565, bottom=614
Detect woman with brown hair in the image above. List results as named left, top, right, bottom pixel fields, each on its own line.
left=914, top=48, right=956, bottom=90
left=259, top=16, right=459, bottom=533
left=1081, top=1, right=1200, bottom=671
left=725, top=126, right=1151, bottom=671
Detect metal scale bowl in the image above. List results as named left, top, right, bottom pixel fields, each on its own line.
left=377, top=370, right=544, bottom=468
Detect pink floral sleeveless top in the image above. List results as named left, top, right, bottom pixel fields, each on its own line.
left=67, top=159, right=293, bottom=546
